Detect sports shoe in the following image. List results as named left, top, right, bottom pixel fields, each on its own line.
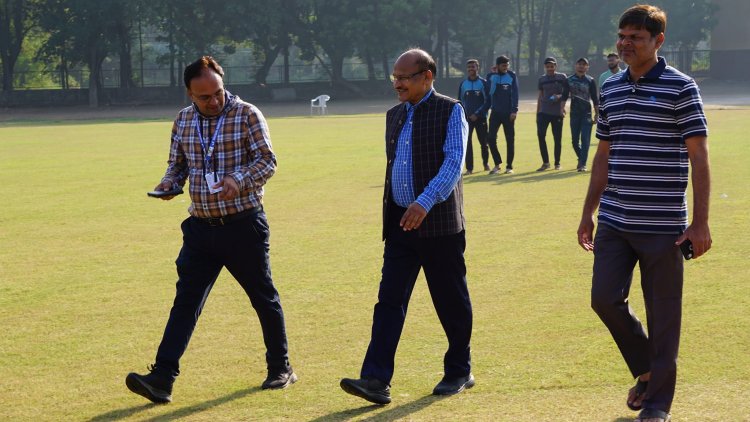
left=504, top=168, right=514, bottom=174
left=463, top=169, right=473, bottom=175
left=262, top=367, right=298, bottom=389
left=577, top=166, right=587, bottom=172
left=554, top=164, right=561, bottom=170
left=489, top=165, right=501, bottom=175
left=536, top=163, right=550, bottom=172
left=125, top=365, right=174, bottom=404
left=483, top=164, right=490, bottom=171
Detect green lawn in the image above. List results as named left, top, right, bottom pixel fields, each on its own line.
left=1, top=110, right=748, bottom=421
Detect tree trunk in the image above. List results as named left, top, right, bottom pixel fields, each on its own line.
left=537, top=0, right=555, bottom=75
left=365, top=49, right=376, bottom=81
left=118, top=23, right=134, bottom=88
left=254, top=44, right=281, bottom=85
left=88, top=49, right=101, bottom=108
left=382, top=54, right=390, bottom=83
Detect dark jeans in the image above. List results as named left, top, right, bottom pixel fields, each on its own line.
left=360, top=206, right=473, bottom=384
left=590, top=224, right=683, bottom=412
left=465, top=118, right=488, bottom=171
left=154, top=210, right=290, bottom=376
left=536, top=112, right=564, bottom=165
left=488, top=111, right=515, bottom=169
left=570, top=113, right=593, bottom=168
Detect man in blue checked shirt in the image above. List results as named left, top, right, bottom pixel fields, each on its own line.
left=340, top=48, right=474, bottom=405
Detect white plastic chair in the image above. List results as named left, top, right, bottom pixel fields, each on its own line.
left=310, top=94, right=330, bottom=115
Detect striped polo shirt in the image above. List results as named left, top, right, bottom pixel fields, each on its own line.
left=596, top=57, right=708, bottom=234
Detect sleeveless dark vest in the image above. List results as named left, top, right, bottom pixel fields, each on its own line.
left=383, top=91, right=465, bottom=239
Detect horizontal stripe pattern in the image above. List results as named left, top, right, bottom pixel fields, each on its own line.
left=596, top=57, right=708, bottom=234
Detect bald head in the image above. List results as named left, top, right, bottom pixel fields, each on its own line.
left=396, top=49, right=437, bottom=76
left=392, top=49, right=436, bottom=104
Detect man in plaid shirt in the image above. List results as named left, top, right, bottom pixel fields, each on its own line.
left=126, top=56, right=296, bottom=404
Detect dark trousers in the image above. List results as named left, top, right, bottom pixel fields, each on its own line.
left=465, top=118, right=488, bottom=171
left=488, top=111, right=515, bottom=168
left=154, top=211, right=290, bottom=376
left=570, top=113, right=593, bottom=168
left=536, top=112, right=564, bottom=165
left=591, top=224, right=683, bottom=412
left=360, top=206, right=473, bottom=384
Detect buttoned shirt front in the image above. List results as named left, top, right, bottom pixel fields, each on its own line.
left=391, top=89, right=468, bottom=212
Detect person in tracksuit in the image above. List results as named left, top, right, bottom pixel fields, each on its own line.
left=478, top=55, right=519, bottom=174
left=457, top=59, right=489, bottom=174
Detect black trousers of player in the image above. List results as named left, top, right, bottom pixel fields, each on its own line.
left=591, top=224, right=684, bottom=413
left=154, top=209, right=291, bottom=376
left=360, top=205, right=473, bottom=384
left=464, top=118, right=489, bottom=172
left=536, top=112, right=564, bottom=166
left=488, top=111, right=516, bottom=169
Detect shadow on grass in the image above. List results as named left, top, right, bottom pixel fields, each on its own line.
left=310, top=394, right=444, bottom=422
left=87, top=386, right=262, bottom=422
left=462, top=168, right=583, bottom=186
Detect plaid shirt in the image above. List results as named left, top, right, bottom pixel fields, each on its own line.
left=161, top=92, right=276, bottom=218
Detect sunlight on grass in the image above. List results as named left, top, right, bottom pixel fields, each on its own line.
left=1, top=110, right=748, bottom=421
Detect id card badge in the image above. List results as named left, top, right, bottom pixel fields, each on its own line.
left=204, top=171, right=223, bottom=194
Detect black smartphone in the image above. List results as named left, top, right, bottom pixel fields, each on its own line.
left=147, top=187, right=184, bottom=198
left=679, top=239, right=693, bottom=260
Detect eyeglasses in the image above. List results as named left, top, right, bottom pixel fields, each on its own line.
left=192, top=89, right=224, bottom=103
left=390, top=70, right=426, bottom=83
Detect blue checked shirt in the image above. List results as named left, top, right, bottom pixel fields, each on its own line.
left=391, top=90, right=468, bottom=212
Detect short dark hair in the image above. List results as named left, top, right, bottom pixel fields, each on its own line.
left=607, top=53, right=619, bottom=59
left=184, top=56, right=224, bottom=89
left=466, top=59, right=479, bottom=66
left=619, top=4, right=666, bottom=37
left=496, top=55, right=510, bottom=65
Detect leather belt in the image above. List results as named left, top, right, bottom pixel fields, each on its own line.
left=194, top=205, right=263, bottom=226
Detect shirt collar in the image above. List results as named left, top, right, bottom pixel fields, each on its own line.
left=405, top=88, right=434, bottom=112
left=622, top=56, right=667, bottom=83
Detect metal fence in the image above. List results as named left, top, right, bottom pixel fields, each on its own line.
left=3, top=50, right=711, bottom=90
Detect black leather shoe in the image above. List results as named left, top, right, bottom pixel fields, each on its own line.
left=262, top=367, right=298, bottom=390
left=340, top=377, right=391, bottom=405
left=432, top=373, right=475, bottom=396
left=125, top=366, right=174, bottom=404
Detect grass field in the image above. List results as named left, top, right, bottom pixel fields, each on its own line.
left=1, top=109, right=749, bottom=421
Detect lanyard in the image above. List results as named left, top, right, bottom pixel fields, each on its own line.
left=193, top=113, right=226, bottom=172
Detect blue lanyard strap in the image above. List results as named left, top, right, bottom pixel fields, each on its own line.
left=193, top=113, right=226, bottom=171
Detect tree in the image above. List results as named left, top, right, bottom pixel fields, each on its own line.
left=352, top=0, right=430, bottom=82
left=224, top=0, right=304, bottom=86
left=0, top=0, right=34, bottom=91
left=451, top=0, right=514, bottom=72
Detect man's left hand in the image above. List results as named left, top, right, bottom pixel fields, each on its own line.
left=676, top=222, right=712, bottom=259
left=400, top=202, right=427, bottom=231
left=510, top=113, right=517, bottom=122
left=217, top=176, right=241, bottom=201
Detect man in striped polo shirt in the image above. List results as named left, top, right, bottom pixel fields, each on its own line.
left=577, top=5, right=711, bottom=422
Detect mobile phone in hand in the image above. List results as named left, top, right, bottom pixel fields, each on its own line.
left=147, top=187, right=184, bottom=198
left=680, top=239, right=693, bottom=260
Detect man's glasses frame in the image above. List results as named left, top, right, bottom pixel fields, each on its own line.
left=390, top=70, right=427, bottom=83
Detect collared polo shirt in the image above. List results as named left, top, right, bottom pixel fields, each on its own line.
left=596, top=57, right=708, bottom=234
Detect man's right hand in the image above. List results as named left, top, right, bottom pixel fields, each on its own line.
left=577, top=214, right=596, bottom=252
left=154, top=181, right=177, bottom=201
left=469, top=114, right=478, bottom=122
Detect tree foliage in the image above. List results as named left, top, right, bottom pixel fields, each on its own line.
left=2, top=0, right=719, bottom=100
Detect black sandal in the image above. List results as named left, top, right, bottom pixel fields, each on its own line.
left=627, top=378, right=648, bottom=411
left=634, top=408, right=671, bottom=422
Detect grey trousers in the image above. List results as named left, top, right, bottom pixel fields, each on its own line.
left=590, top=223, right=684, bottom=412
